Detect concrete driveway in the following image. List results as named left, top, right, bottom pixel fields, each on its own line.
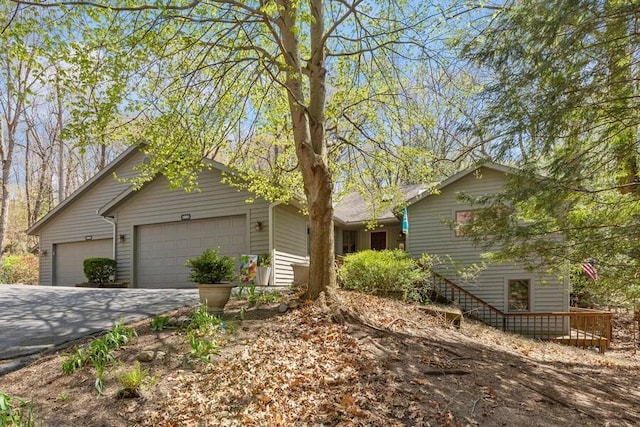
left=0, top=285, right=199, bottom=375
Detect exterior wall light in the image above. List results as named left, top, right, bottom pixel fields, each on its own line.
left=254, top=221, right=263, bottom=232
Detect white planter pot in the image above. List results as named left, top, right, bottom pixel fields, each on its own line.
left=256, top=266, right=272, bottom=286
left=197, top=283, right=236, bottom=314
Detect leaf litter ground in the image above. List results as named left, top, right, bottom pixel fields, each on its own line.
left=2, top=290, right=640, bottom=426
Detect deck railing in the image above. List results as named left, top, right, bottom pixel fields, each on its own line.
left=429, top=271, right=612, bottom=353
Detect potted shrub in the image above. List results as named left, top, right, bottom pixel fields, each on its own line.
left=256, top=253, right=272, bottom=286
left=185, top=249, right=236, bottom=314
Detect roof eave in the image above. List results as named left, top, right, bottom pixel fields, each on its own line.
left=26, top=144, right=142, bottom=235
left=405, top=161, right=519, bottom=207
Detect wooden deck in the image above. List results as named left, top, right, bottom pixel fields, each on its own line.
left=551, top=328, right=610, bottom=353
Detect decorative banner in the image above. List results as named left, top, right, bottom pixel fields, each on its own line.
left=239, top=254, right=258, bottom=284
left=402, top=206, right=409, bottom=235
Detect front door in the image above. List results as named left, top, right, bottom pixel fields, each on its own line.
left=370, top=231, right=387, bottom=251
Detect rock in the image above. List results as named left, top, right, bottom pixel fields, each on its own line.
left=278, top=303, right=289, bottom=313
left=156, top=351, right=167, bottom=361
left=138, top=351, right=155, bottom=363
left=288, top=299, right=300, bottom=309
left=169, top=316, right=190, bottom=327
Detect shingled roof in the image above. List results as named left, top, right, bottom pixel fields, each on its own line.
left=333, top=183, right=429, bottom=225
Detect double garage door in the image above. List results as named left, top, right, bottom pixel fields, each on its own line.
left=136, top=215, right=247, bottom=289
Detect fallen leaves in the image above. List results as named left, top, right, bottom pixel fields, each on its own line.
left=5, top=291, right=640, bottom=426
left=144, top=294, right=463, bottom=426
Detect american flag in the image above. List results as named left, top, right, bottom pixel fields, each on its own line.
left=581, top=260, right=598, bottom=281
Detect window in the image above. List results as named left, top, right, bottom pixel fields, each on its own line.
left=370, top=231, right=387, bottom=251
left=342, top=230, right=357, bottom=254
left=508, top=279, right=530, bottom=311
left=455, top=210, right=475, bottom=237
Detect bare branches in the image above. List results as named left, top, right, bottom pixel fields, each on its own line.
left=10, top=0, right=203, bottom=12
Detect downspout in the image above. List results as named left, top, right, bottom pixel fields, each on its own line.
left=101, top=214, right=117, bottom=260
left=268, top=202, right=278, bottom=286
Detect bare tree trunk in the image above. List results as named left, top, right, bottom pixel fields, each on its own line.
left=24, top=115, right=54, bottom=226
left=0, top=114, right=17, bottom=255
left=0, top=119, right=8, bottom=254
left=24, top=123, right=32, bottom=224
left=99, top=143, right=107, bottom=170
left=278, top=0, right=337, bottom=300
left=56, top=79, right=65, bottom=204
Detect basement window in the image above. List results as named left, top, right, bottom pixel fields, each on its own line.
left=508, top=279, right=530, bottom=312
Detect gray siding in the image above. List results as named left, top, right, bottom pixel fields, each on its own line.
left=36, top=151, right=145, bottom=286
left=273, top=204, right=308, bottom=285
left=111, top=168, right=270, bottom=286
left=407, top=167, right=569, bottom=313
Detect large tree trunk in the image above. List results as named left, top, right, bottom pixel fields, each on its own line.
left=278, top=0, right=337, bottom=300
left=0, top=116, right=16, bottom=255
left=303, top=153, right=336, bottom=300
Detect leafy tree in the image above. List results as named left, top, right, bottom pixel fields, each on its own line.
left=7, top=0, right=463, bottom=300
left=459, top=0, right=640, bottom=303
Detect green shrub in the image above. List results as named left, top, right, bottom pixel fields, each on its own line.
left=116, top=362, right=149, bottom=399
left=339, top=249, right=422, bottom=299
left=0, top=254, right=39, bottom=285
left=185, top=249, right=235, bottom=284
left=83, top=258, right=117, bottom=284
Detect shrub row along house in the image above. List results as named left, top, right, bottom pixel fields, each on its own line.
left=28, top=145, right=610, bottom=348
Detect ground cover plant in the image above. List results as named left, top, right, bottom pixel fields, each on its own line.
left=61, top=320, right=137, bottom=394
left=0, top=391, right=34, bottom=427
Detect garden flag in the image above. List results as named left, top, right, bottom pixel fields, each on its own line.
left=402, top=207, right=409, bottom=235
left=581, top=259, right=598, bottom=281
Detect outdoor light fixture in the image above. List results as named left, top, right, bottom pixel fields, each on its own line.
left=254, top=221, right=263, bottom=232
left=40, top=250, right=48, bottom=257
left=181, top=213, right=191, bottom=221
left=118, top=234, right=126, bottom=242
left=85, top=235, right=93, bottom=241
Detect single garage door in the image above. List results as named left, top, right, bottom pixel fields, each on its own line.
left=54, top=239, right=113, bottom=286
left=136, top=215, right=247, bottom=288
